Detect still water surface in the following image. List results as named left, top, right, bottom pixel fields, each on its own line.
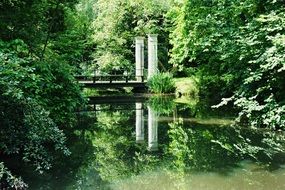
left=111, top=162, right=285, bottom=190
left=25, top=96, right=285, bottom=189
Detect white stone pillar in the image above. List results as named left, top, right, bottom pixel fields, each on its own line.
left=136, top=103, right=144, bottom=143
left=135, top=37, right=145, bottom=81
left=147, top=34, right=158, bottom=79
left=148, top=106, right=158, bottom=151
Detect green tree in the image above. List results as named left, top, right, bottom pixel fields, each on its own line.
left=90, top=0, right=172, bottom=74
left=0, top=0, right=88, bottom=187
left=230, top=6, right=285, bottom=129
left=0, top=40, right=71, bottom=187
left=168, top=0, right=285, bottom=129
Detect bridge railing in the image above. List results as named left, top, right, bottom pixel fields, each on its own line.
left=75, top=69, right=145, bottom=83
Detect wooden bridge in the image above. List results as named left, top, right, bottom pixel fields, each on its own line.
left=76, top=71, right=147, bottom=89
left=76, top=35, right=159, bottom=90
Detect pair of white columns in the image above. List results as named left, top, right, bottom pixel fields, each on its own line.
left=135, top=103, right=158, bottom=151
left=135, top=34, right=158, bottom=81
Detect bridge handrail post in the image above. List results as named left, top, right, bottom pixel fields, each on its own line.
left=93, top=69, right=97, bottom=83
left=109, top=75, right=112, bottom=83
left=125, top=70, right=128, bottom=83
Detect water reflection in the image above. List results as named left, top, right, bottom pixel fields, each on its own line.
left=135, top=103, right=144, bottom=143
left=92, top=99, right=161, bottom=151
left=111, top=161, right=285, bottom=190
left=19, top=95, right=285, bottom=189
left=147, top=106, right=158, bottom=151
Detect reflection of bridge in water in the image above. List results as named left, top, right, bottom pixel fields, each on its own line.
left=135, top=103, right=158, bottom=151
left=88, top=97, right=158, bottom=151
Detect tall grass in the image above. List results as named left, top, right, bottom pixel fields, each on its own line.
left=147, top=72, right=175, bottom=94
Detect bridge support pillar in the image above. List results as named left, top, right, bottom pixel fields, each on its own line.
left=147, top=34, right=158, bottom=79
left=136, top=103, right=144, bottom=143
left=135, top=37, right=145, bottom=82
left=148, top=106, right=158, bottom=151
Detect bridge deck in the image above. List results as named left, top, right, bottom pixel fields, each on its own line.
left=78, top=80, right=146, bottom=88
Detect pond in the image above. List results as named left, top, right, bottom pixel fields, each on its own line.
left=22, top=95, right=285, bottom=189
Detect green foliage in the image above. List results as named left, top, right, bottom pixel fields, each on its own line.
left=35, top=57, right=83, bottom=127
left=51, top=3, right=95, bottom=75
left=0, top=40, right=75, bottom=179
left=0, top=0, right=84, bottom=184
left=90, top=0, right=172, bottom=74
left=148, top=95, right=176, bottom=115
left=147, top=72, right=175, bottom=94
left=174, top=77, right=198, bottom=98
left=0, top=162, right=27, bottom=189
left=168, top=0, right=285, bottom=129
left=168, top=120, right=189, bottom=171
left=232, top=8, right=285, bottom=130
left=1, top=0, right=285, bottom=188
left=209, top=4, right=285, bottom=129
left=167, top=0, right=254, bottom=102
left=0, top=0, right=78, bottom=52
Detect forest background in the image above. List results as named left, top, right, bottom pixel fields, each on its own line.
left=0, top=0, right=284, bottom=188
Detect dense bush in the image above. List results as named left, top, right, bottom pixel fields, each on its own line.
left=147, top=72, right=175, bottom=94
left=168, top=0, right=285, bottom=129
left=0, top=0, right=89, bottom=186
left=231, top=8, right=285, bottom=130
left=0, top=39, right=81, bottom=187
left=0, top=0, right=87, bottom=185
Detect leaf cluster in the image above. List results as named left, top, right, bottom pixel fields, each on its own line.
left=168, top=0, right=285, bottom=129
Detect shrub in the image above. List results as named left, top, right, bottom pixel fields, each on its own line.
left=0, top=39, right=79, bottom=186
left=147, top=72, right=175, bottom=94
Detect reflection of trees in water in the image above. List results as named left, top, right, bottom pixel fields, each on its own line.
left=88, top=100, right=285, bottom=188
left=168, top=120, right=240, bottom=173
left=168, top=120, right=285, bottom=173
left=22, top=99, right=285, bottom=189
left=93, top=107, right=163, bottom=182
left=19, top=112, right=103, bottom=190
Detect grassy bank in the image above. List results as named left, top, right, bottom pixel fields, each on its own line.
left=174, top=77, right=199, bottom=105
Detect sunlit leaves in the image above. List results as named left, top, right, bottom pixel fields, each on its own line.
left=0, top=162, right=27, bottom=189
left=0, top=39, right=81, bottom=185
left=168, top=0, right=285, bottom=129
left=232, top=8, right=285, bottom=129
left=91, top=0, right=172, bottom=73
